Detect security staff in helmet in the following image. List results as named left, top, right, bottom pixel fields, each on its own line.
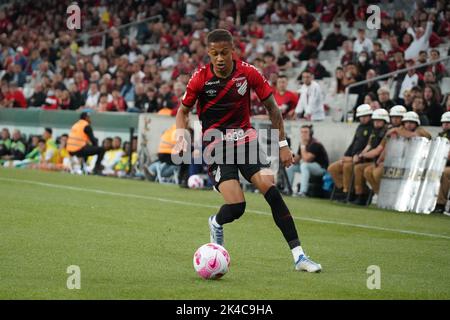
left=351, top=109, right=390, bottom=205
left=388, top=105, right=407, bottom=128
left=434, top=111, right=450, bottom=215
left=364, top=111, right=431, bottom=198
left=328, top=104, right=372, bottom=200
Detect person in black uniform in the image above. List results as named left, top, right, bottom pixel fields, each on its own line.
left=434, top=111, right=450, bottom=214
left=327, top=104, right=373, bottom=200
left=351, top=109, right=390, bottom=205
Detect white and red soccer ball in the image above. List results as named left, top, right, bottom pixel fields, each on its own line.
left=187, top=174, right=204, bottom=189
left=193, top=243, right=230, bottom=279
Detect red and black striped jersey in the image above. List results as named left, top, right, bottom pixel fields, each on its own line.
left=181, top=60, right=273, bottom=135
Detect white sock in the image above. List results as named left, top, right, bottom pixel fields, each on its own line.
left=211, top=215, right=222, bottom=228
left=291, top=246, right=305, bottom=263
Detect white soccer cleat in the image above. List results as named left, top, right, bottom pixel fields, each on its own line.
left=208, top=215, right=224, bottom=246
left=295, top=254, right=322, bottom=273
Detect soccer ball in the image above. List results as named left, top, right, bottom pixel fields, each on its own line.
left=193, top=243, right=230, bottom=280
left=188, top=174, right=204, bottom=189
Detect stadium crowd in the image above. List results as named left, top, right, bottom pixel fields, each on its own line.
left=0, top=0, right=449, bottom=212
left=0, top=0, right=448, bottom=122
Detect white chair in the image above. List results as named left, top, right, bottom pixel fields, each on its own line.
left=440, top=77, right=450, bottom=95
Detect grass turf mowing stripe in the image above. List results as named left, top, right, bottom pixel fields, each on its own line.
left=1, top=176, right=449, bottom=241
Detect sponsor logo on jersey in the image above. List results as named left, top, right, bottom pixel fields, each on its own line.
left=206, top=89, right=217, bottom=97
left=232, top=76, right=246, bottom=82
left=205, top=80, right=220, bottom=86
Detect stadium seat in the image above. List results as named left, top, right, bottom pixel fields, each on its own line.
left=441, top=77, right=450, bottom=95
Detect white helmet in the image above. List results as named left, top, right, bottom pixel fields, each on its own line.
left=356, top=104, right=373, bottom=118
left=372, top=108, right=390, bottom=123
left=390, top=105, right=407, bottom=117
left=402, top=111, right=421, bottom=125
left=441, top=111, right=450, bottom=123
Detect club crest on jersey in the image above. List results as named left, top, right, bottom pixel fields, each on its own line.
left=236, top=80, right=248, bottom=96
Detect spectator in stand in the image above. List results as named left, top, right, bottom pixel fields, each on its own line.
left=68, top=83, right=85, bottom=110
left=295, top=71, right=325, bottom=121
left=341, top=40, right=356, bottom=66
left=412, top=95, right=430, bottom=126
left=296, top=4, right=322, bottom=45
left=321, top=23, right=348, bottom=51
left=108, top=89, right=127, bottom=112
left=423, top=71, right=442, bottom=102
left=28, top=83, right=46, bottom=108
left=285, top=29, right=302, bottom=51
left=378, top=86, right=395, bottom=111
left=333, top=67, right=346, bottom=94
left=335, top=0, right=356, bottom=26
left=262, top=52, right=279, bottom=81
left=353, top=28, right=373, bottom=55
left=404, top=17, right=434, bottom=60
left=145, top=87, right=159, bottom=113
left=423, top=85, right=443, bottom=126
left=297, top=36, right=318, bottom=61
left=402, top=89, right=414, bottom=111
left=157, top=83, right=177, bottom=112
left=429, top=49, right=448, bottom=81
left=356, top=51, right=373, bottom=76
left=356, top=69, right=380, bottom=106
left=84, top=82, right=100, bottom=110
left=443, top=95, right=450, bottom=112
left=1, top=82, right=27, bottom=108
left=128, top=83, right=148, bottom=113
left=373, top=50, right=390, bottom=76
left=416, top=50, right=429, bottom=76
left=397, top=59, right=422, bottom=103
left=273, top=74, right=299, bottom=120
left=301, top=52, right=330, bottom=80
left=276, top=44, right=293, bottom=72
left=320, top=0, right=338, bottom=23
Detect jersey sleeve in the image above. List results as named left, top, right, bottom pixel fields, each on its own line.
left=181, top=67, right=203, bottom=109
left=246, top=64, right=273, bottom=102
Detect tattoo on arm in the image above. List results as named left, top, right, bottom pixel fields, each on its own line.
left=263, top=94, right=286, bottom=141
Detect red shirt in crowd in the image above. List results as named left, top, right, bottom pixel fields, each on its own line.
left=5, top=90, right=27, bottom=108
left=273, top=89, right=299, bottom=118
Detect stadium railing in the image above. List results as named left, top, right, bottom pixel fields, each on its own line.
left=343, top=55, right=450, bottom=122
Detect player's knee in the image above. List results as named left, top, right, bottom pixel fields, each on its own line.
left=229, top=201, right=246, bottom=220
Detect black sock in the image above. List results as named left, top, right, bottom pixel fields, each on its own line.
left=264, top=186, right=300, bottom=249
left=216, top=202, right=246, bottom=225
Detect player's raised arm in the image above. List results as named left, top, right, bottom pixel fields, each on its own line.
left=262, top=94, right=294, bottom=168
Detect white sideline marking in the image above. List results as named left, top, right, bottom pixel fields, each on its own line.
left=1, top=176, right=450, bottom=241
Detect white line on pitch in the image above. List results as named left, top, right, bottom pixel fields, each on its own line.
left=1, top=176, right=449, bottom=241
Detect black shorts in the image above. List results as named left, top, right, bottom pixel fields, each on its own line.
left=206, top=139, right=270, bottom=190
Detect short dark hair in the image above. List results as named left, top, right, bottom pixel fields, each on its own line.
left=80, top=112, right=90, bottom=120
left=277, top=74, right=288, bottom=79
left=44, top=127, right=52, bottom=135
left=207, top=29, right=233, bottom=45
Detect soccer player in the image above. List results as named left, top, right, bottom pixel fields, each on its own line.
left=175, top=29, right=321, bottom=273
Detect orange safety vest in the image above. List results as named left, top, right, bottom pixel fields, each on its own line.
left=158, top=124, right=177, bottom=155
left=67, top=119, right=90, bottom=153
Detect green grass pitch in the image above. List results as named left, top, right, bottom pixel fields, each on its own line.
left=1, top=168, right=449, bottom=299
